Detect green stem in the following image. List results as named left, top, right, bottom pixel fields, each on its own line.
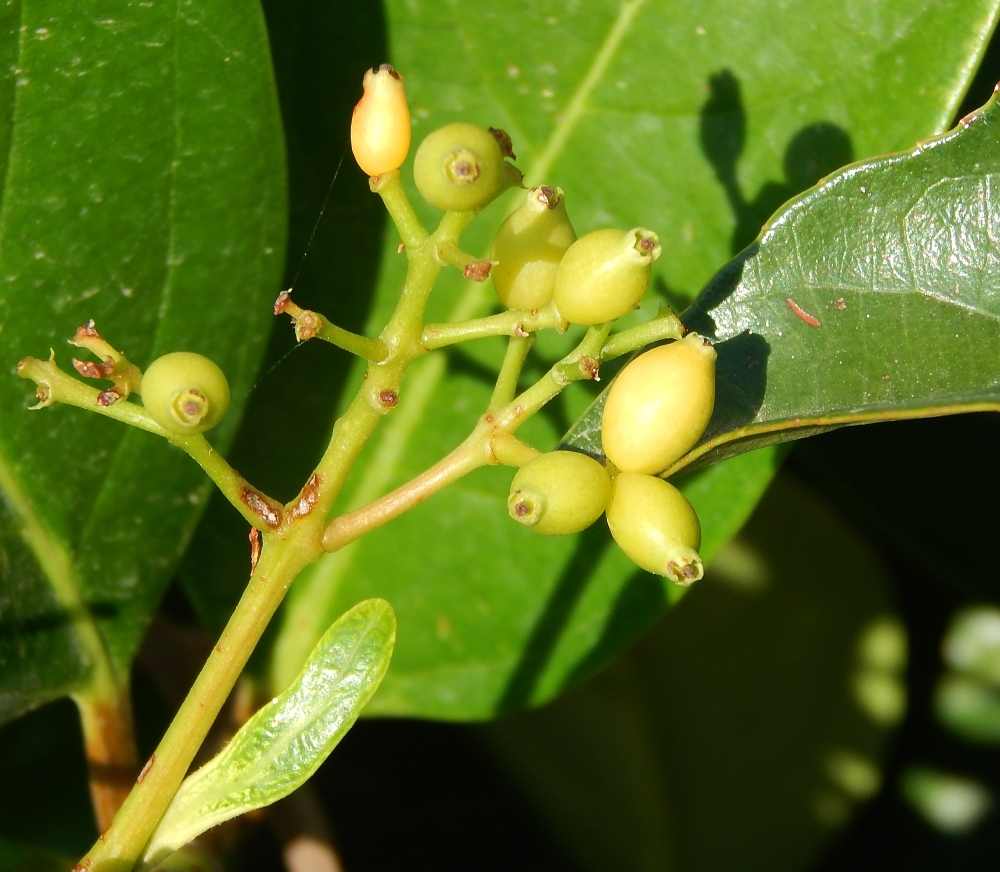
left=435, top=241, right=492, bottom=281
left=275, top=295, right=388, bottom=362
left=600, top=306, right=684, bottom=361
left=489, top=334, right=534, bottom=411
left=314, top=320, right=389, bottom=361
left=494, top=322, right=613, bottom=433
left=77, top=530, right=321, bottom=871
left=77, top=199, right=478, bottom=871
left=16, top=355, right=281, bottom=534
left=321, top=325, right=612, bottom=552
left=372, top=170, right=427, bottom=249
left=422, top=300, right=564, bottom=350
left=168, top=435, right=283, bottom=532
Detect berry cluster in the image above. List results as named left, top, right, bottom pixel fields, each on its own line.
left=352, top=68, right=718, bottom=585
left=507, top=323, right=716, bottom=586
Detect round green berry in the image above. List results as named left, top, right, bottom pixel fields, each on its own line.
left=601, top=333, right=716, bottom=475
left=552, top=227, right=661, bottom=325
left=606, top=472, right=703, bottom=584
left=141, top=351, right=230, bottom=436
left=413, top=122, right=505, bottom=212
left=491, top=186, right=576, bottom=311
left=508, top=450, right=611, bottom=536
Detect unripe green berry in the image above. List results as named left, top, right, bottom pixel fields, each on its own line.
left=508, top=450, right=611, bottom=536
left=413, top=122, right=505, bottom=212
left=552, top=227, right=661, bottom=325
left=606, top=472, right=703, bottom=585
left=141, top=351, right=230, bottom=436
left=601, top=333, right=716, bottom=475
left=491, top=186, right=576, bottom=311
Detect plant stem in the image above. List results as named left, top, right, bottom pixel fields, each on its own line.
left=600, top=306, right=685, bottom=361
left=275, top=295, right=388, bottom=362
left=321, top=429, right=489, bottom=551
left=489, top=334, right=534, bottom=410
left=77, top=197, right=478, bottom=871
left=75, top=689, right=139, bottom=833
left=169, top=434, right=282, bottom=531
left=16, top=354, right=279, bottom=532
left=321, top=325, right=612, bottom=552
left=372, top=170, right=427, bottom=249
left=77, top=530, right=320, bottom=871
left=422, top=300, right=563, bottom=349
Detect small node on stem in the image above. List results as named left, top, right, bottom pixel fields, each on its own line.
left=69, top=320, right=143, bottom=399
left=273, top=289, right=292, bottom=315
left=463, top=260, right=493, bottom=282
left=241, top=488, right=282, bottom=530
left=287, top=473, right=321, bottom=522
left=249, top=527, right=261, bottom=575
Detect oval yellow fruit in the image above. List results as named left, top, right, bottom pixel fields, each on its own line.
left=606, top=472, right=703, bottom=584
left=508, top=450, right=611, bottom=536
left=601, top=333, right=716, bottom=475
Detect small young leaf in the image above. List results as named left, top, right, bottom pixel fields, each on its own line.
left=140, top=599, right=395, bottom=870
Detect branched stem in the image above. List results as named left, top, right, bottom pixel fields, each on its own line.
left=422, top=300, right=564, bottom=349
left=601, top=306, right=684, bottom=361
left=321, top=325, right=612, bottom=552
left=275, top=295, right=388, bottom=362
left=77, top=186, right=481, bottom=872
left=70, top=147, right=673, bottom=871
left=372, top=170, right=427, bottom=249
left=16, top=355, right=280, bottom=533
left=489, top=334, right=534, bottom=410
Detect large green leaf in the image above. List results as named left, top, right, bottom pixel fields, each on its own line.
left=141, top=599, right=395, bottom=871
left=481, top=474, right=906, bottom=872
left=0, top=1, right=286, bottom=722
left=260, top=0, right=997, bottom=719
left=565, top=82, right=1000, bottom=471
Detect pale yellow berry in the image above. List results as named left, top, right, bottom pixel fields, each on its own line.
left=351, top=64, right=411, bottom=177
left=141, top=352, right=230, bottom=436
left=508, top=451, right=611, bottom=536
left=601, top=333, right=716, bottom=475
left=491, top=186, right=576, bottom=311
left=606, top=472, right=703, bottom=584
left=552, top=228, right=661, bottom=325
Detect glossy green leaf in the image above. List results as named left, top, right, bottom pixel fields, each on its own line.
left=266, top=0, right=998, bottom=720
left=141, top=599, right=395, bottom=871
left=481, top=475, right=906, bottom=872
left=0, top=1, right=286, bottom=722
left=566, top=75, right=1000, bottom=473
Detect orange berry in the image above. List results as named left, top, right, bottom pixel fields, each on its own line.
left=351, top=64, right=411, bottom=177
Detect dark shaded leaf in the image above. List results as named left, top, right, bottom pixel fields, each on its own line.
left=0, top=0, right=286, bottom=722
